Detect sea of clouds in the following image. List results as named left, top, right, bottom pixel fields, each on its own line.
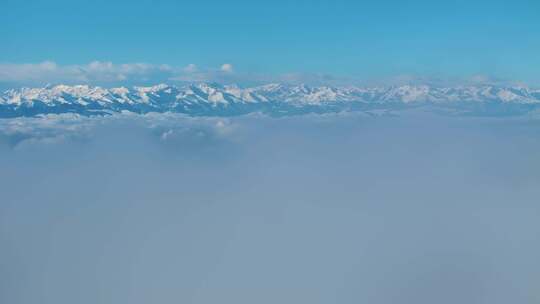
left=1, top=112, right=540, bottom=304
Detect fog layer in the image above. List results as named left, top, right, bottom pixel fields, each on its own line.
left=1, top=113, right=540, bottom=304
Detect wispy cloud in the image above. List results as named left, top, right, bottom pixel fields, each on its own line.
left=0, top=61, right=245, bottom=86
left=171, top=63, right=240, bottom=83
left=0, top=61, right=535, bottom=88
left=171, top=66, right=357, bottom=86
left=183, top=64, right=198, bottom=73
left=220, top=63, right=234, bottom=73
left=0, top=61, right=173, bottom=86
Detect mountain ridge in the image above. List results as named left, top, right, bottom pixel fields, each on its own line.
left=2, top=83, right=540, bottom=118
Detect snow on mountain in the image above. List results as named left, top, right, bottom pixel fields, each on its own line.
left=1, top=83, right=540, bottom=118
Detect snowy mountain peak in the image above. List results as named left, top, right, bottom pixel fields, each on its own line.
left=1, top=83, right=540, bottom=118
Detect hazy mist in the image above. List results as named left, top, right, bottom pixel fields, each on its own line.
left=1, top=113, right=540, bottom=304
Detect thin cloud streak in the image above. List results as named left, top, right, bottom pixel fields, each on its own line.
left=0, top=61, right=536, bottom=88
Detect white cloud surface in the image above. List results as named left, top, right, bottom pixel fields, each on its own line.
left=2, top=112, right=540, bottom=304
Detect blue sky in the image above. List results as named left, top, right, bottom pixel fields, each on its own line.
left=2, top=0, right=539, bottom=86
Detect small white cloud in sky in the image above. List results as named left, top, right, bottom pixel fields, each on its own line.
left=220, top=63, right=234, bottom=73
left=183, top=64, right=198, bottom=73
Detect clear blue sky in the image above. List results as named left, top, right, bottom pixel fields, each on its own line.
left=2, top=0, right=539, bottom=85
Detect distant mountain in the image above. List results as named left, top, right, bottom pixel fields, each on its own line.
left=2, top=83, right=540, bottom=118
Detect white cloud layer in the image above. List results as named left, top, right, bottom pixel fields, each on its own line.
left=2, top=112, right=540, bottom=304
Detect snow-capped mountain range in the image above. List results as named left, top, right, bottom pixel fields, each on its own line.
left=2, top=83, right=540, bottom=117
